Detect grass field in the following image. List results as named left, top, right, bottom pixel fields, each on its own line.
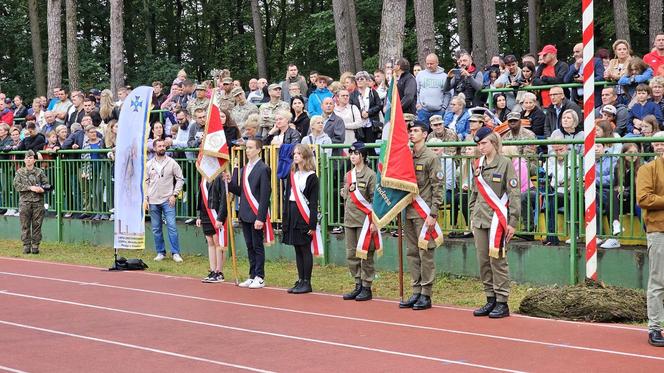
left=0, top=239, right=533, bottom=311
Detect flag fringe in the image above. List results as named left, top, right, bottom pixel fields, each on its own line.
left=372, top=192, right=414, bottom=229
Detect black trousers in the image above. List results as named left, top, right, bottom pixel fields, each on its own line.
left=294, top=244, right=313, bottom=281
left=241, top=221, right=266, bottom=279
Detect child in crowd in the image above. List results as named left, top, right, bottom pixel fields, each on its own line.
left=627, top=84, right=664, bottom=136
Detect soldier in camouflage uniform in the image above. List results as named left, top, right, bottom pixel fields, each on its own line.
left=214, top=77, right=236, bottom=112
left=230, top=87, right=259, bottom=130
left=13, top=150, right=49, bottom=254
left=469, top=128, right=521, bottom=318
left=186, top=84, right=210, bottom=115
left=259, top=84, right=290, bottom=138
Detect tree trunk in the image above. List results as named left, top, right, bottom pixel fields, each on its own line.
left=346, top=0, right=363, bottom=71
left=110, top=0, right=125, bottom=99
left=482, top=0, right=498, bottom=64
left=414, top=0, right=435, bottom=65
left=142, top=0, right=153, bottom=55
left=650, top=0, right=663, bottom=46
left=250, top=0, right=267, bottom=78
left=613, top=0, right=631, bottom=44
left=470, top=0, right=486, bottom=68
left=455, top=0, right=470, bottom=52
left=528, top=0, right=539, bottom=54
left=332, top=0, right=355, bottom=74
left=65, top=0, right=79, bottom=91
left=378, top=0, right=407, bottom=70
left=47, top=0, right=62, bottom=97
left=28, top=0, right=47, bottom=97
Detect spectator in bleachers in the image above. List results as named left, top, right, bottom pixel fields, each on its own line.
left=99, top=90, right=119, bottom=125
left=230, top=86, right=259, bottom=131
left=627, top=84, right=664, bottom=136
left=16, top=122, right=45, bottom=153
left=355, top=71, right=382, bottom=144
left=595, top=119, right=622, bottom=155
left=80, top=124, right=105, bottom=220
left=52, top=88, right=72, bottom=125
left=427, top=137, right=456, bottom=224
left=83, top=96, right=103, bottom=128
left=0, top=100, right=14, bottom=125
left=416, top=53, right=447, bottom=126
left=643, top=33, right=664, bottom=74
left=651, top=76, right=664, bottom=115
left=549, top=109, right=584, bottom=154
left=616, top=143, right=642, bottom=221
left=519, top=92, right=545, bottom=139
left=501, top=112, right=536, bottom=156
left=147, top=122, right=172, bottom=160
left=151, top=81, right=167, bottom=110
left=605, top=39, right=633, bottom=104
left=503, top=145, right=536, bottom=239
left=464, top=113, right=485, bottom=143
left=395, top=58, right=418, bottom=115
left=543, top=138, right=573, bottom=245
left=0, top=123, right=11, bottom=149
left=65, top=92, right=85, bottom=127
left=492, top=93, right=510, bottom=123
left=221, top=109, right=241, bottom=146
left=594, top=142, right=622, bottom=249
left=29, top=98, right=45, bottom=128
left=186, top=84, right=210, bottom=116
left=543, top=86, right=583, bottom=137
left=301, top=115, right=332, bottom=157
left=259, top=84, right=290, bottom=138
left=565, top=42, right=605, bottom=106
left=596, top=87, right=629, bottom=135
left=308, top=75, right=333, bottom=117
left=334, top=89, right=363, bottom=145
left=444, top=51, right=483, bottom=108
left=13, top=96, right=27, bottom=119
left=533, top=44, right=568, bottom=108
left=449, top=142, right=476, bottom=239
left=444, top=94, right=470, bottom=140
left=373, top=69, right=388, bottom=102
left=619, top=57, right=654, bottom=100
left=494, top=55, right=522, bottom=109
left=265, top=109, right=300, bottom=146
left=280, top=64, right=309, bottom=102
left=41, top=111, right=57, bottom=135
left=161, top=82, right=184, bottom=111
left=307, top=72, right=318, bottom=97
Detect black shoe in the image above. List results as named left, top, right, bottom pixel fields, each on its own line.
left=473, top=297, right=496, bottom=317
left=23, top=247, right=31, bottom=254
left=0, top=209, right=7, bottom=215
left=288, top=279, right=302, bottom=293
left=31, top=247, right=39, bottom=254
left=461, top=232, right=474, bottom=238
left=331, top=227, right=343, bottom=234
left=649, top=330, right=664, bottom=347
left=343, top=283, right=362, bottom=300
left=92, top=214, right=101, bottom=221
left=516, top=234, right=534, bottom=241
left=489, top=302, right=510, bottom=318
left=399, top=293, right=421, bottom=308
left=202, top=271, right=216, bottom=283
left=292, top=279, right=312, bottom=294
left=355, top=287, right=372, bottom=301
left=78, top=214, right=91, bottom=219
left=448, top=231, right=463, bottom=238
left=215, top=272, right=225, bottom=282
left=412, top=295, right=432, bottom=310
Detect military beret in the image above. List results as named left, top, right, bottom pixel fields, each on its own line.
left=429, top=115, right=443, bottom=125
left=506, top=111, right=521, bottom=121
left=230, top=87, right=244, bottom=97
left=350, top=141, right=366, bottom=152
left=473, top=127, right=493, bottom=143
left=408, top=120, right=429, bottom=133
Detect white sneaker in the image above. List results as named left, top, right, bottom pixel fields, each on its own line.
left=5, top=209, right=16, bottom=216
left=238, top=278, right=254, bottom=288
left=565, top=238, right=572, bottom=244
left=154, top=253, right=166, bottom=261
left=597, top=238, right=604, bottom=245
left=172, top=253, right=183, bottom=263
left=249, top=276, right=265, bottom=289
left=612, top=220, right=623, bottom=235
left=600, top=238, right=620, bottom=249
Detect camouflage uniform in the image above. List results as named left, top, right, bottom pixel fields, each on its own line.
left=426, top=127, right=459, bottom=155
left=186, top=98, right=210, bottom=115
left=501, top=127, right=537, bottom=156
left=258, top=100, right=290, bottom=137
left=214, top=90, right=235, bottom=112
left=13, top=166, right=49, bottom=253
left=231, top=102, right=259, bottom=129
left=340, top=165, right=377, bottom=288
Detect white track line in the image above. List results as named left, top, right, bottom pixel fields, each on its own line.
left=0, top=290, right=524, bottom=373
left=0, top=256, right=648, bottom=332
left=0, top=365, right=29, bottom=373
left=0, top=319, right=273, bottom=373
left=0, top=270, right=656, bottom=361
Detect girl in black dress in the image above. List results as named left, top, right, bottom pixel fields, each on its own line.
left=282, top=144, right=319, bottom=294
left=196, top=175, right=228, bottom=283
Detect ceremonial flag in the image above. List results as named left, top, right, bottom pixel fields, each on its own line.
left=113, top=86, right=153, bottom=249
left=372, top=81, right=418, bottom=228
left=196, top=89, right=230, bottom=182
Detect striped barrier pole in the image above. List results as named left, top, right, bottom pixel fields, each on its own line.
left=582, top=0, right=597, bottom=280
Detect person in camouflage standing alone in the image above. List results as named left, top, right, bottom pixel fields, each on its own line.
left=13, top=150, right=50, bottom=254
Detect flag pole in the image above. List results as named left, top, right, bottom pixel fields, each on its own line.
left=226, top=183, right=239, bottom=285
left=397, top=213, right=404, bottom=302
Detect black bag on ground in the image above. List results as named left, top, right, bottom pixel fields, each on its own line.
left=114, top=257, right=148, bottom=270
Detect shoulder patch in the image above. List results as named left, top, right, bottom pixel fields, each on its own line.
left=415, top=164, right=424, bottom=171
left=509, top=178, right=518, bottom=188
left=436, top=171, right=444, bottom=180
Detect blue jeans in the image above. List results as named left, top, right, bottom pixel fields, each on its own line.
left=417, top=108, right=445, bottom=128
left=149, top=202, right=180, bottom=254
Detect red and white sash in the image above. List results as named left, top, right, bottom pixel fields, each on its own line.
left=347, top=169, right=383, bottom=259
left=474, top=156, right=509, bottom=259
left=200, top=179, right=227, bottom=249
left=242, top=164, right=275, bottom=246
left=410, top=195, right=444, bottom=249
left=290, top=171, right=324, bottom=257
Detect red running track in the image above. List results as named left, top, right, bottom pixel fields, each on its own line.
left=0, top=257, right=662, bottom=372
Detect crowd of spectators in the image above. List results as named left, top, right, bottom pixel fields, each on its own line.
left=0, top=33, right=663, bottom=248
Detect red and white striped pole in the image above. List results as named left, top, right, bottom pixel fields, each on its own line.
left=582, top=0, right=597, bottom=280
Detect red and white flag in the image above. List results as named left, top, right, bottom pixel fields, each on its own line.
left=196, top=88, right=229, bottom=182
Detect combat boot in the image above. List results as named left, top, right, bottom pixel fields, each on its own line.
left=23, top=247, right=31, bottom=254
left=355, top=286, right=372, bottom=301
left=399, top=293, right=421, bottom=308
left=412, top=295, right=432, bottom=310
left=473, top=297, right=496, bottom=317
left=342, top=283, right=362, bottom=300
left=31, top=247, right=39, bottom=254
left=489, top=302, right=510, bottom=318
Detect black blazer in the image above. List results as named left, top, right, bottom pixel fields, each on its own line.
left=282, top=172, right=319, bottom=232
left=198, top=176, right=228, bottom=222
left=228, top=159, right=271, bottom=223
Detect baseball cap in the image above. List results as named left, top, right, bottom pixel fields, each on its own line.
left=268, top=83, right=281, bottom=91
left=429, top=115, right=444, bottom=125
left=538, top=44, right=558, bottom=56
left=222, top=77, right=233, bottom=84
left=601, top=104, right=617, bottom=115
left=506, top=112, right=522, bottom=121
left=469, top=114, right=485, bottom=123
left=230, top=87, right=244, bottom=97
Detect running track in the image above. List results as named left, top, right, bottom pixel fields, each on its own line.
left=0, top=257, right=661, bottom=372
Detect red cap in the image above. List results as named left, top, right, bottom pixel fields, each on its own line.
left=538, top=44, right=558, bottom=55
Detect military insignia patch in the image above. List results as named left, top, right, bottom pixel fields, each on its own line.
left=416, top=164, right=424, bottom=171
left=349, top=183, right=356, bottom=192
left=436, top=171, right=444, bottom=180
left=492, top=173, right=502, bottom=182
left=509, top=178, right=518, bottom=188
left=358, top=182, right=366, bottom=188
